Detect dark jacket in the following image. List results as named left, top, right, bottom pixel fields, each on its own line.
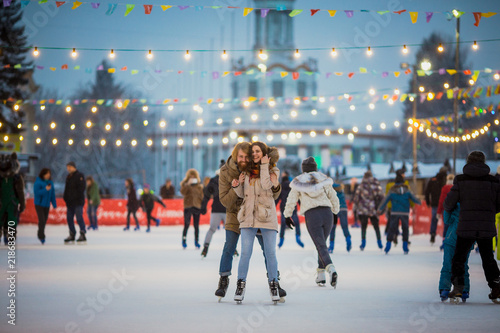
left=201, top=175, right=225, bottom=213
left=444, top=162, right=500, bottom=239
left=378, top=183, right=421, bottom=215
left=160, top=184, right=175, bottom=199
left=276, top=175, right=292, bottom=212
left=127, top=185, right=140, bottom=212
left=333, top=183, right=347, bottom=210
left=140, top=192, right=166, bottom=212
left=34, top=177, right=56, bottom=209
left=425, top=171, right=447, bottom=207
left=63, top=170, right=86, bottom=207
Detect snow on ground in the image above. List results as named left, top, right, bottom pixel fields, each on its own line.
left=0, top=224, right=499, bottom=333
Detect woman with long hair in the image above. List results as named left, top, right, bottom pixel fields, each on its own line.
left=180, top=169, right=204, bottom=249
left=86, top=176, right=101, bottom=230
left=232, top=141, right=282, bottom=303
left=124, top=178, right=140, bottom=231
left=34, top=168, right=57, bottom=244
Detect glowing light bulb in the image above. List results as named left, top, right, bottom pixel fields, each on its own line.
left=394, top=89, right=400, bottom=95
left=116, top=140, right=122, bottom=147
left=218, top=103, right=224, bottom=109
left=437, top=43, right=444, bottom=52
left=91, top=106, right=97, bottom=113
left=71, top=48, right=77, bottom=58
left=329, top=106, right=336, bottom=114
left=444, top=82, right=450, bottom=89
left=290, top=110, right=298, bottom=118
left=50, top=122, right=56, bottom=129
left=13, top=104, right=20, bottom=111
left=331, top=48, right=337, bottom=57
left=70, top=124, right=75, bottom=130
left=469, top=79, right=475, bottom=85
left=65, top=106, right=71, bottom=113
left=147, top=139, right=153, bottom=146
left=419, top=86, right=425, bottom=92
left=86, top=121, right=92, bottom=128
left=269, top=100, right=276, bottom=107
left=222, top=137, right=228, bottom=144
left=338, top=128, right=344, bottom=135
left=216, top=118, right=223, bottom=125
left=310, top=131, right=316, bottom=137
left=105, top=123, right=111, bottom=131
left=394, top=121, right=400, bottom=128
left=163, top=139, right=169, bottom=146
left=123, top=123, right=130, bottom=130
left=40, top=105, right=45, bottom=111
left=196, top=119, right=204, bottom=126
left=494, top=73, right=500, bottom=81
left=168, top=105, right=174, bottom=111
left=147, top=50, right=153, bottom=59
left=352, top=127, right=359, bottom=133
left=380, top=123, right=386, bottom=130
left=272, top=114, right=279, bottom=120
left=192, top=138, right=199, bottom=146
left=142, top=105, right=148, bottom=112
left=109, top=49, right=115, bottom=58
left=52, top=138, right=58, bottom=145
left=180, top=120, right=186, bottom=126
left=185, top=50, right=191, bottom=60
left=325, top=129, right=331, bottom=136
left=33, top=47, right=39, bottom=57
left=311, top=109, right=317, bottom=116
left=472, top=41, right=478, bottom=50
left=366, top=47, right=372, bottom=56
left=68, top=139, right=73, bottom=145
left=294, top=49, right=301, bottom=58
left=251, top=114, right=258, bottom=121
left=366, top=125, right=373, bottom=131
left=221, top=50, right=228, bottom=60
left=369, top=88, right=375, bottom=95
left=131, top=140, right=137, bottom=147
left=258, top=49, right=268, bottom=60
left=159, top=120, right=166, bottom=128
left=33, top=125, right=38, bottom=131
left=402, top=45, right=408, bottom=54
left=234, top=117, right=241, bottom=124
left=101, top=139, right=106, bottom=146
left=369, top=103, right=375, bottom=110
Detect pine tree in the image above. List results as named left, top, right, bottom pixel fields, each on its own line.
left=0, top=1, right=32, bottom=133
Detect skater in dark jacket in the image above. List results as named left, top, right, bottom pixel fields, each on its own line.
left=378, top=173, right=421, bottom=254
left=124, top=179, right=140, bottom=231
left=86, top=176, right=101, bottom=230
left=140, top=184, right=166, bottom=233
left=160, top=179, right=176, bottom=199
left=200, top=160, right=227, bottom=257
left=34, top=168, right=56, bottom=244
left=63, top=162, right=86, bottom=243
left=444, top=151, right=500, bottom=303
left=425, top=167, right=447, bottom=244
left=329, top=183, right=352, bottom=253
left=276, top=170, right=303, bottom=248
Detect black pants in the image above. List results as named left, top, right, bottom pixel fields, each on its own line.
left=183, top=207, right=200, bottom=242
left=386, top=214, right=409, bottom=242
left=145, top=209, right=154, bottom=229
left=359, top=215, right=381, bottom=240
left=35, top=205, right=50, bottom=240
left=452, top=235, right=500, bottom=288
left=126, top=209, right=139, bottom=228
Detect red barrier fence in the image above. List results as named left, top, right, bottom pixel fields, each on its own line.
left=20, top=199, right=440, bottom=235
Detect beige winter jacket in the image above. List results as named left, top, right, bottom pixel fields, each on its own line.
left=233, top=164, right=279, bottom=232
left=284, top=172, right=340, bottom=218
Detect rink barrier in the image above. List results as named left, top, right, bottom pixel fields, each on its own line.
left=19, top=199, right=440, bottom=235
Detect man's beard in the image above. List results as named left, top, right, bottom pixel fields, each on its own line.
left=237, top=161, right=248, bottom=171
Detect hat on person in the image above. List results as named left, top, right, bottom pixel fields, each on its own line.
left=219, top=159, right=225, bottom=169
left=439, top=166, right=448, bottom=174
left=364, top=170, right=373, bottom=178
left=395, top=173, right=405, bottom=184
left=302, top=157, right=318, bottom=173
left=66, top=161, right=76, bottom=168
left=143, top=183, right=150, bottom=190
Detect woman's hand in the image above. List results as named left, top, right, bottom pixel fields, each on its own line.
left=238, top=173, right=245, bottom=184
left=261, top=155, right=270, bottom=164
left=270, top=173, right=279, bottom=187
left=231, top=179, right=240, bottom=187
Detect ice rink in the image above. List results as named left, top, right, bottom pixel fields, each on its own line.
left=1, top=223, right=499, bottom=333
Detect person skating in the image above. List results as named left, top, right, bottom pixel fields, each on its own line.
left=34, top=168, right=56, bottom=244
left=383, top=169, right=409, bottom=244
left=232, top=142, right=282, bottom=303
left=160, top=179, right=176, bottom=199
left=215, top=142, right=284, bottom=301
left=350, top=178, right=361, bottom=228
left=200, top=160, right=226, bottom=258
left=283, top=157, right=340, bottom=288
left=444, top=151, right=500, bottom=303
left=63, top=162, right=87, bottom=244
left=124, top=178, right=140, bottom=231
left=377, top=173, right=421, bottom=255
left=140, top=184, right=167, bottom=233
left=276, top=170, right=303, bottom=248
left=352, top=171, right=384, bottom=250
left=180, top=169, right=204, bottom=249
left=438, top=203, right=471, bottom=303
left=329, top=183, right=351, bottom=253
left=425, top=167, right=447, bottom=244
left=436, top=174, right=455, bottom=250
left=86, top=176, right=101, bottom=230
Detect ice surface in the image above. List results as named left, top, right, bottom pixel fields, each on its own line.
left=0, top=224, right=499, bottom=333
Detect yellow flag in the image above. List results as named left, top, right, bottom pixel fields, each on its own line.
left=447, top=69, right=457, bottom=75
left=472, top=70, right=480, bottom=82
left=281, top=72, right=288, bottom=78
left=207, top=99, right=213, bottom=104
left=123, top=100, right=130, bottom=109
left=394, top=71, right=400, bottom=77
left=409, top=12, right=418, bottom=23
left=56, top=100, right=62, bottom=104
left=161, top=5, right=172, bottom=11
left=223, top=71, right=230, bottom=77
left=72, top=1, right=82, bottom=10
left=328, top=10, right=336, bottom=17
left=108, top=68, right=115, bottom=73
left=481, top=12, right=497, bottom=18
left=243, top=8, right=253, bottom=16
left=400, top=94, right=407, bottom=101
left=163, top=99, right=170, bottom=104
left=334, top=72, right=343, bottom=76
left=97, top=99, right=105, bottom=105
left=359, top=67, right=367, bottom=73
left=248, top=96, right=257, bottom=102
left=383, top=94, right=389, bottom=100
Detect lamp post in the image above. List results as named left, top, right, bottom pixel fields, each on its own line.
left=452, top=9, right=461, bottom=174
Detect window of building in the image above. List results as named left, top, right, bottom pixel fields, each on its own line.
left=249, top=81, right=258, bottom=97
left=298, top=81, right=306, bottom=97
left=272, top=81, right=284, bottom=98
left=231, top=81, right=238, bottom=99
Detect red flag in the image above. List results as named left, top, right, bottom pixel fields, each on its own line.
left=404, top=68, right=412, bottom=75
left=473, top=12, right=482, bottom=27
left=394, top=9, right=406, bottom=15
left=463, top=69, right=471, bottom=75
left=121, top=66, right=127, bottom=71
left=56, top=1, right=66, bottom=7
left=292, top=72, right=300, bottom=80
left=144, top=5, right=152, bottom=15
left=310, top=9, right=320, bottom=16
left=348, top=72, right=354, bottom=78
left=173, top=99, right=179, bottom=103
left=234, top=71, right=242, bottom=76
left=436, top=92, right=444, bottom=100
left=61, top=64, right=68, bottom=70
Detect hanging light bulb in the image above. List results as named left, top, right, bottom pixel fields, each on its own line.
left=494, top=73, right=500, bottom=81
left=147, top=50, right=153, bottom=59
left=294, top=49, right=301, bottom=58
left=472, top=41, right=478, bottom=50
left=402, top=44, right=408, bottom=54
left=91, top=106, right=97, bottom=113
left=331, top=48, right=337, bottom=57
left=109, top=49, right=115, bottom=58
left=366, top=47, right=372, bottom=56
left=419, top=86, right=425, bottom=92
left=469, top=79, right=475, bottom=85
left=221, top=50, right=228, bottom=60
left=71, top=48, right=77, bottom=58
left=184, top=50, right=191, bottom=60
left=437, top=43, right=444, bottom=52
left=444, top=82, right=450, bottom=89
left=33, top=47, right=39, bottom=57
left=258, top=49, right=268, bottom=60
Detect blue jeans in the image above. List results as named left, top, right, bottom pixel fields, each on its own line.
left=219, top=230, right=265, bottom=276
left=386, top=214, right=409, bottom=242
left=280, top=208, right=300, bottom=238
left=87, top=204, right=99, bottom=229
left=67, top=205, right=86, bottom=235
left=330, top=210, right=351, bottom=241
left=439, top=243, right=471, bottom=292
left=238, top=228, right=278, bottom=282
left=430, top=206, right=438, bottom=235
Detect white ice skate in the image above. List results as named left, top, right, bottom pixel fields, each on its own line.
left=326, top=264, right=338, bottom=289
left=269, top=280, right=281, bottom=305
left=234, top=279, right=246, bottom=304
left=316, top=268, right=326, bottom=286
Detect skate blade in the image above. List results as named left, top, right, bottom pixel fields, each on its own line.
left=273, top=300, right=278, bottom=305
left=449, top=297, right=463, bottom=304
left=217, top=297, right=223, bottom=303
left=76, top=241, right=87, bottom=245
left=491, top=298, right=500, bottom=304
left=316, top=281, right=326, bottom=287
left=279, top=297, right=286, bottom=303
left=64, top=241, right=75, bottom=245
left=235, top=300, right=243, bottom=304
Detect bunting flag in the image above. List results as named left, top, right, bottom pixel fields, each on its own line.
left=328, top=10, right=336, bottom=17
left=280, top=72, right=288, bottom=78
left=292, top=72, right=299, bottom=80
left=310, top=9, right=319, bottom=16
left=425, top=12, right=433, bottom=23
left=243, top=8, right=253, bottom=16
left=394, top=9, right=406, bottom=15
left=344, top=10, right=353, bottom=18
left=105, top=3, right=117, bottom=15
left=289, top=9, right=302, bottom=17
left=161, top=5, right=171, bottom=11
left=144, top=4, right=152, bottom=14
left=3, top=0, right=12, bottom=6
left=124, top=4, right=134, bottom=16
left=178, top=5, right=188, bottom=10
left=91, top=2, right=99, bottom=8
left=482, top=12, right=497, bottom=18
left=261, top=9, right=269, bottom=17
left=409, top=12, right=418, bottom=23
left=55, top=1, right=65, bottom=7
left=473, top=12, right=482, bottom=26
left=71, top=1, right=82, bottom=9
left=21, top=1, right=29, bottom=8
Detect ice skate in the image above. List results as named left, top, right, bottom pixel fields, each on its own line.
left=195, top=241, right=201, bottom=249
left=377, top=239, right=383, bottom=249
left=123, top=226, right=129, bottom=231
left=155, top=218, right=161, bottom=227
left=328, top=240, right=334, bottom=253
left=402, top=241, right=409, bottom=254
left=269, top=280, right=280, bottom=304
left=346, top=236, right=352, bottom=252
left=134, top=226, right=140, bottom=231
left=439, top=290, right=450, bottom=302
left=201, top=244, right=209, bottom=258
left=40, top=239, right=45, bottom=245
left=489, top=284, right=500, bottom=304
left=430, top=233, right=436, bottom=244
left=326, top=264, right=338, bottom=288
left=278, top=237, right=284, bottom=248
left=64, top=233, right=75, bottom=244
left=146, top=228, right=150, bottom=233
left=277, top=282, right=286, bottom=303
left=296, top=235, right=304, bottom=248
left=384, top=241, right=391, bottom=254
left=360, top=239, right=366, bottom=251
left=234, top=279, right=246, bottom=304
left=182, top=237, right=187, bottom=249
left=215, top=276, right=229, bottom=302
left=316, top=268, right=326, bottom=286
left=76, top=232, right=86, bottom=244
left=448, top=284, right=464, bottom=304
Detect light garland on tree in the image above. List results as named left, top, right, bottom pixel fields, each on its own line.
left=407, top=118, right=497, bottom=143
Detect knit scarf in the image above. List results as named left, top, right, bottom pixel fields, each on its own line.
left=249, top=164, right=260, bottom=181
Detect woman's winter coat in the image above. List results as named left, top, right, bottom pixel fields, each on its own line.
left=87, top=182, right=101, bottom=206
left=283, top=172, right=340, bottom=218
left=352, top=176, right=384, bottom=216
left=233, top=163, right=280, bottom=231
left=180, top=170, right=204, bottom=209
left=34, top=177, right=57, bottom=208
left=127, top=185, right=139, bottom=212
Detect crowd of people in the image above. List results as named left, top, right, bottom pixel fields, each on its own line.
left=25, top=146, right=500, bottom=304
